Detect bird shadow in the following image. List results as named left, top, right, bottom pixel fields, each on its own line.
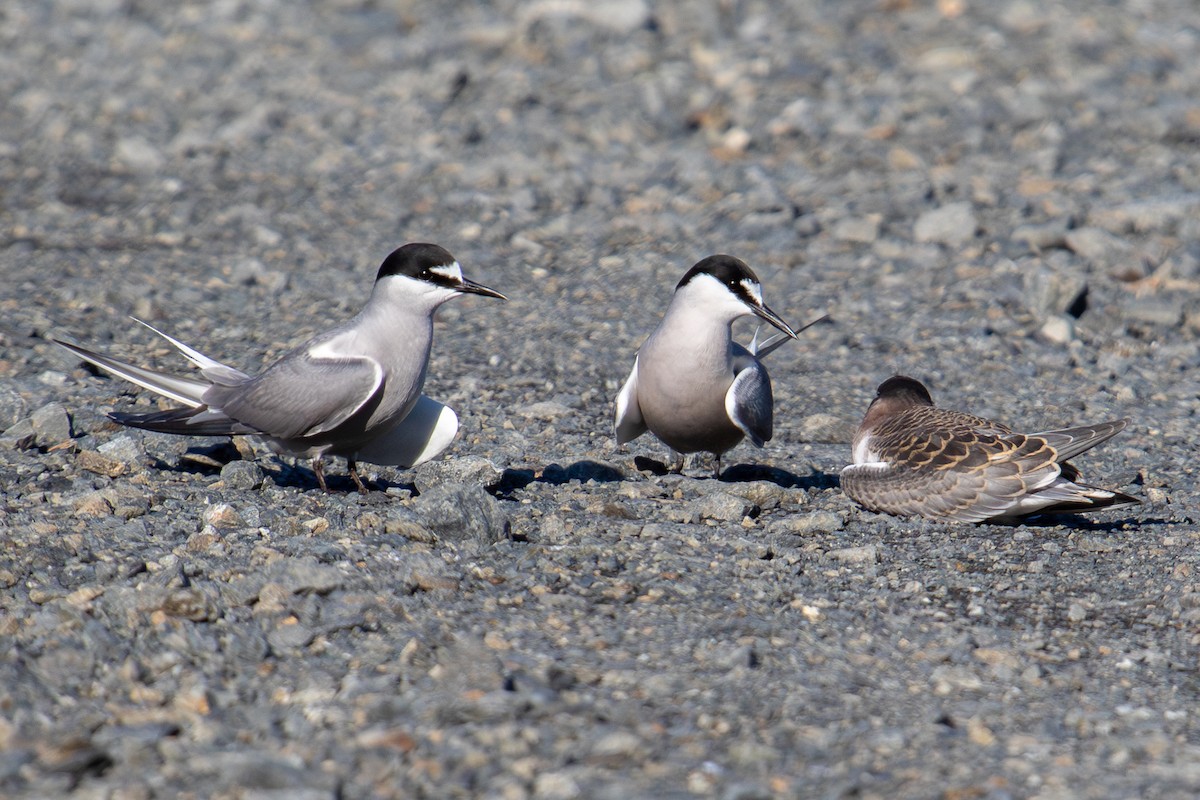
left=1003, top=511, right=1159, bottom=531
left=492, top=460, right=626, bottom=496
left=631, top=455, right=833, bottom=491
left=156, top=442, right=415, bottom=495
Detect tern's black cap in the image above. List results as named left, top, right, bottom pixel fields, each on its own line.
left=376, top=243, right=458, bottom=284
left=676, top=254, right=762, bottom=292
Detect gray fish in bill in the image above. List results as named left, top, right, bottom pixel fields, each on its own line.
left=614, top=254, right=825, bottom=478
left=53, top=242, right=505, bottom=493
left=840, top=375, right=1140, bottom=523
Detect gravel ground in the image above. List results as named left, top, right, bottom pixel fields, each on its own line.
left=3, top=1, right=1200, bottom=798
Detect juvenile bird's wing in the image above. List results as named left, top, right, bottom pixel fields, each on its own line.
left=841, top=406, right=1061, bottom=523
left=614, top=356, right=648, bottom=445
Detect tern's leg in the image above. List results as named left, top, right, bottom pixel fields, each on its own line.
left=347, top=459, right=368, bottom=495
left=712, top=453, right=722, bottom=480
left=312, top=457, right=329, bottom=492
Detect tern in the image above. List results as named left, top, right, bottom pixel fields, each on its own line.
left=54, top=242, right=505, bottom=493
left=614, top=254, right=823, bottom=477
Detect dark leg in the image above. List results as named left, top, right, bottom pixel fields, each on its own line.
left=712, top=453, right=722, bottom=480
left=312, top=457, right=328, bottom=492
left=348, top=459, right=368, bottom=495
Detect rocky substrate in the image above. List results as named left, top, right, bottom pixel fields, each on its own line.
left=2, top=1, right=1199, bottom=798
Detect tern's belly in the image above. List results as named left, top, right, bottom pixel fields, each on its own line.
left=639, top=379, right=743, bottom=455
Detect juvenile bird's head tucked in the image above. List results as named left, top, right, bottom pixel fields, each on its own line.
left=375, top=242, right=507, bottom=303
left=674, top=255, right=797, bottom=337
left=873, top=375, right=935, bottom=407
left=860, top=375, right=935, bottom=434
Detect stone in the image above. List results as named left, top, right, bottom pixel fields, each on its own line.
left=685, top=492, right=758, bottom=523
left=31, top=402, right=73, bottom=447
left=412, top=483, right=511, bottom=544
left=220, top=460, right=265, bottom=490
left=773, top=511, right=845, bottom=534
left=913, top=202, right=977, bottom=246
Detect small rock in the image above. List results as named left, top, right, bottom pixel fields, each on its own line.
left=1012, top=220, right=1069, bottom=252
left=590, top=731, right=642, bottom=763
left=533, top=770, right=581, bottom=800
left=1064, top=226, right=1132, bottom=265
left=276, top=557, right=344, bottom=596
left=412, top=483, right=511, bottom=544
left=416, top=455, right=503, bottom=487
left=686, top=492, right=758, bottom=523
left=828, top=544, right=877, bottom=564
left=1122, top=296, right=1183, bottom=327
left=515, top=401, right=573, bottom=421
left=0, top=417, right=36, bottom=450
left=77, top=450, right=127, bottom=478
left=721, top=481, right=787, bottom=511
left=774, top=511, right=844, bottom=534
left=913, top=202, right=977, bottom=246
left=267, top=621, right=316, bottom=651
left=98, top=434, right=146, bottom=465
left=73, top=491, right=114, bottom=518
left=1039, top=314, right=1076, bottom=344
left=1023, top=262, right=1088, bottom=321
left=383, top=508, right=438, bottom=543
left=1067, top=602, right=1088, bottom=623
left=831, top=215, right=880, bottom=244
left=115, top=135, right=166, bottom=172
left=220, top=460, right=264, bottom=490
left=30, top=402, right=73, bottom=447
left=162, top=587, right=219, bottom=622
left=202, top=503, right=242, bottom=529
left=0, top=386, right=28, bottom=430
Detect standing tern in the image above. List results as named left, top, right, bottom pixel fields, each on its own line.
left=614, top=254, right=824, bottom=477
left=53, top=242, right=506, bottom=493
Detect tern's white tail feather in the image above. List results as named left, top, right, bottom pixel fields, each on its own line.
left=132, top=318, right=252, bottom=386
left=53, top=338, right=211, bottom=408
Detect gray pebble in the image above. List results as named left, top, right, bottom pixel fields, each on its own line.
left=30, top=402, right=73, bottom=447
left=97, top=433, right=147, bottom=465
left=773, top=511, right=845, bottom=534
left=412, top=482, right=511, bottom=544
left=913, top=202, right=977, bottom=246
left=683, top=491, right=758, bottom=523
left=415, top=454, right=503, bottom=488
left=220, top=459, right=265, bottom=490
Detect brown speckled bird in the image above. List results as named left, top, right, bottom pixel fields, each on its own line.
left=840, top=376, right=1140, bottom=523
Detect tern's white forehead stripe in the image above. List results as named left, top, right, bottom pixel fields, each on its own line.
left=740, top=278, right=763, bottom=305
left=430, top=262, right=464, bottom=282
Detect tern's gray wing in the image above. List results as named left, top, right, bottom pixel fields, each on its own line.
left=206, top=353, right=383, bottom=440
left=726, top=346, right=772, bottom=447
left=614, top=356, right=648, bottom=445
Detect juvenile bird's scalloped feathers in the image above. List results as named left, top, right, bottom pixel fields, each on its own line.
left=841, top=376, right=1139, bottom=523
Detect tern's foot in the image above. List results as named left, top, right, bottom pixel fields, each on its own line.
left=347, top=459, right=369, bottom=495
